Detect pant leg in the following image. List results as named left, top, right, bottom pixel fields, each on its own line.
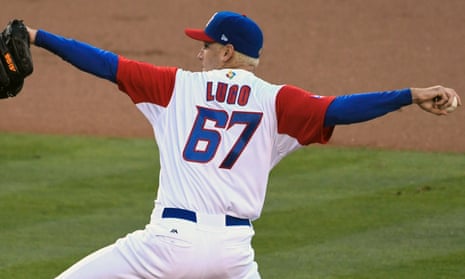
left=216, top=226, right=261, bottom=279
left=54, top=223, right=194, bottom=279
left=55, top=244, right=139, bottom=279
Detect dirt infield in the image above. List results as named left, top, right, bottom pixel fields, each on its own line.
left=1, top=0, right=464, bottom=153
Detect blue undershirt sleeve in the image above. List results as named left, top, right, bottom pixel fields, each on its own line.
left=34, top=29, right=118, bottom=83
left=324, top=89, right=412, bottom=127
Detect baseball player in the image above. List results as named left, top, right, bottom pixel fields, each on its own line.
left=24, top=11, right=459, bottom=279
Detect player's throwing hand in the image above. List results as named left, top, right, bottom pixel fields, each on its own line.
left=411, top=85, right=461, bottom=115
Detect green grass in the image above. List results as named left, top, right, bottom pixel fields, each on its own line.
left=1, top=132, right=464, bottom=278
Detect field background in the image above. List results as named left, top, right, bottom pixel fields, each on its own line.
left=1, top=0, right=465, bottom=278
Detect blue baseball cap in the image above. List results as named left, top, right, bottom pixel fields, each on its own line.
left=185, top=11, right=263, bottom=58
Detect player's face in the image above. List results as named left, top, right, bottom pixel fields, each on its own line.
left=197, top=42, right=225, bottom=71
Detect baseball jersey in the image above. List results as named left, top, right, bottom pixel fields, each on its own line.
left=116, top=57, right=335, bottom=220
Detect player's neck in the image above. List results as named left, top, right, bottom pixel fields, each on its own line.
left=221, top=63, right=256, bottom=73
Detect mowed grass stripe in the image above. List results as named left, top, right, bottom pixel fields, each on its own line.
left=254, top=147, right=465, bottom=278
left=1, top=132, right=464, bottom=278
left=258, top=209, right=465, bottom=278
left=0, top=133, right=158, bottom=277
left=263, top=147, right=464, bottom=214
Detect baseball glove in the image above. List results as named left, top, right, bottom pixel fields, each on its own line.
left=0, top=19, right=33, bottom=99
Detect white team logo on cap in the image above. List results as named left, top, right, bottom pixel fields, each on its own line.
left=221, top=34, right=229, bottom=42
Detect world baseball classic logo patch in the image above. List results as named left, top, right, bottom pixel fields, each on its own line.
left=226, top=70, right=236, bottom=79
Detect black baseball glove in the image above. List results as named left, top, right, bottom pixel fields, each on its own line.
left=0, top=19, right=33, bottom=99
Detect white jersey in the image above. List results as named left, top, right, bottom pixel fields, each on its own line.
left=116, top=57, right=334, bottom=220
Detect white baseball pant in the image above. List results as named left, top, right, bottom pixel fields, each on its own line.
left=55, top=207, right=260, bottom=278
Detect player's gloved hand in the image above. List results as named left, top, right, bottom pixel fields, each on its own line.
left=0, top=19, right=34, bottom=99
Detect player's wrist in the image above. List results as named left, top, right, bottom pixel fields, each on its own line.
left=410, top=88, right=421, bottom=104
left=26, top=27, right=37, bottom=44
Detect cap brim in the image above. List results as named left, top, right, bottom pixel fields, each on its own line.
left=184, top=28, right=215, bottom=42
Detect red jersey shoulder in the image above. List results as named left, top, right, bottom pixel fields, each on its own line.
left=275, top=85, right=335, bottom=145
left=116, top=56, right=177, bottom=107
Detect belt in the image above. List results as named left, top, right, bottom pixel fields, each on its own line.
left=161, top=207, right=251, bottom=227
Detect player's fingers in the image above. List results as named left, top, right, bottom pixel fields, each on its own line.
left=421, top=101, right=447, bottom=116
left=430, top=107, right=448, bottom=116
left=437, top=87, right=461, bottom=111
left=432, top=86, right=451, bottom=107
left=433, top=97, right=448, bottom=109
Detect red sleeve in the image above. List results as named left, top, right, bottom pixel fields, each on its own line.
left=116, top=56, right=177, bottom=107
left=276, top=85, right=336, bottom=145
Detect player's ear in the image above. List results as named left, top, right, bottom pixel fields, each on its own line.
left=221, top=44, right=234, bottom=62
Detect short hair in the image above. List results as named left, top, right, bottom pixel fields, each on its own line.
left=233, top=51, right=260, bottom=68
